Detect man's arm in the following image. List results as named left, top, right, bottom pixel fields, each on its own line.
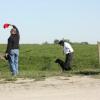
left=6, top=40, right=12, bottom=53
left=5, top=39, right=12, bottom=56
left=10, top=25, right=19, bottom=34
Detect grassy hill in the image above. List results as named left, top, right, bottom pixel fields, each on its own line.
left=0, top=44, right=100, bottom=80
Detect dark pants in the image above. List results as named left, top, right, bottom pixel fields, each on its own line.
left=64, top=53, right=73, bottom=70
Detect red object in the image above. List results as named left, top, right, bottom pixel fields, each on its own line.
left=3, top=23, right=10, bottom=29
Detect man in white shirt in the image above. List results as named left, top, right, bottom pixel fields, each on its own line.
left=58, top=40, right=74, bottom=70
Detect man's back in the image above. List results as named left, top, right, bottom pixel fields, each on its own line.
left=64, top=42, right=74, bottom=54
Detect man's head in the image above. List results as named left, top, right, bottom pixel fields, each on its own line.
left=10, top=28, right=16, bottom=35
left=58, top=40, right=64, bottom=46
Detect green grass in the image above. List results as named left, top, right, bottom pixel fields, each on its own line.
left=0, top=44, right=100, bottom=80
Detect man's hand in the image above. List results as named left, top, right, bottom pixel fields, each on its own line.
left=9, top=24, right=14, bottom=27
left=5, top=53, right=8, bottom=57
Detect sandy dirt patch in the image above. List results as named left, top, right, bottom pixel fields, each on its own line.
left=0, top=76, right=100, bottom=100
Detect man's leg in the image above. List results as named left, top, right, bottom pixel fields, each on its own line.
left=9, top=50, right=16, bottom=75
left=8, top=57, right=13, bottom=73
left=14, top=49, right=19, bottom=75
left=64, top=53, right=73, bottom=70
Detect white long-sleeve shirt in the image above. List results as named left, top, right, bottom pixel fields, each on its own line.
left=63, top=42, right=74, bottom=54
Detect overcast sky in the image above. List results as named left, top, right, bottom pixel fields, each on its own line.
left=0, top=0, right=100, bottom=44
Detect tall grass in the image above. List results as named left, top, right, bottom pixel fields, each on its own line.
left=0, top=44, right=100, bottom=79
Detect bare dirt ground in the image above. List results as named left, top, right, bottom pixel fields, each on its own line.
left=0, top=76, right=100, bottom=100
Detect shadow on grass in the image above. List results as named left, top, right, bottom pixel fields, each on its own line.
left=74, top=70, right=100, bottom=75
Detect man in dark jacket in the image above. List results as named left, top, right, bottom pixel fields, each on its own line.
left=5, top=24, right=20, bottom=76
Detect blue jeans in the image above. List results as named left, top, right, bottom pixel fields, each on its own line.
left=8, top=49, right=19, bottom=75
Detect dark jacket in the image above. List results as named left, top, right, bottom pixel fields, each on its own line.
left=6, top=25, right=20, bottom=53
